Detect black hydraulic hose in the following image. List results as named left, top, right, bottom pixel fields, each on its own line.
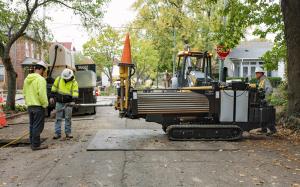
left=48, top=45, right=59, bottom=79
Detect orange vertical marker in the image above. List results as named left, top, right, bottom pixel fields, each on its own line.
left=120, top=33, right=132, bottom=64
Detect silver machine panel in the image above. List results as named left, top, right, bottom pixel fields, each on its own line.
left=220, top=90, right=249, bottom=123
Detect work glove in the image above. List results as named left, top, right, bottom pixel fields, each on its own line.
left=69, top=102, right=76, bottom=106
left=49, top=98, right=55, bottom=105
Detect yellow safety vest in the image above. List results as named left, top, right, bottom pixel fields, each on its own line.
left=258, top=79, right=265, bottom=89
left=51, top=76, right=79, bottom=98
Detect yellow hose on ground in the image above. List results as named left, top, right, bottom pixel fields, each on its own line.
left=0, top=131, right=29, bottom=149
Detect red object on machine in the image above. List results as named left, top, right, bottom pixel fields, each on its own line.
left=120, top=33, right=132, bottom=64
left=216, top=45, right=230, bottom=60
left=0, top=96, right=7, bottom=128
left=95, top=89, right=99, bottom=96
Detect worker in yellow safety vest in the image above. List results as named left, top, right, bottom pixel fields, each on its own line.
left=23, top=61, right=49, bottom=150
left=50, top=68, right=79, bottom=139
left=255, top=67, right=276, bottom=135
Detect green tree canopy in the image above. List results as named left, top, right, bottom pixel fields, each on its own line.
left=131, top=0, right=224, bottom=72
left=130, top=32, right=159, bottom=84
left=83, top=26, right=122, bottom=84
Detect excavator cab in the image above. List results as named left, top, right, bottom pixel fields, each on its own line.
left=174, top=51, right=213, bottom=88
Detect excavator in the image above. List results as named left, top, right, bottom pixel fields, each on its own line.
left=115, top=34, right=276, bottom=141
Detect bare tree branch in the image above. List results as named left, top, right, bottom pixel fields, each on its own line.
left=25, top=0, right=30, bottom=14
left=39, top=0, right=88, bottom=16
left=4, top=0, right=39, bottom=57
left=167, top=0, right=180, bottom=8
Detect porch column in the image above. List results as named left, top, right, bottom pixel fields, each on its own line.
left=240, top=59, right=243, bottom=77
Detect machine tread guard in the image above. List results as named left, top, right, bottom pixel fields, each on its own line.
left=166, top=124, right=243, bottom=141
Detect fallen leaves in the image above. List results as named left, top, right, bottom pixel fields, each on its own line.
left=239, top=173, right=246, bottom=177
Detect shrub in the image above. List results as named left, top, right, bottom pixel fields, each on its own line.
left=270, top=81, right=288, bottom=107
left=268, top=77, right=282, bottom=87
left=2, top=104, right=28, bottom=112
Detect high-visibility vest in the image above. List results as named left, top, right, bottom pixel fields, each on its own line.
left=258, top=79, right=265, bottom=89
left=51, top=76, right=79, bottom=98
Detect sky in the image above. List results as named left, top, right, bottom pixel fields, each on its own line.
left=46, top=0, right=137, bottom=51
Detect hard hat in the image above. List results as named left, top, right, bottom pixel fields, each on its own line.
left=61, top=68, right=74, bottom=80
left=255, top=67, right=265, bottom=73
left=36, top=60, right=48, bottom=69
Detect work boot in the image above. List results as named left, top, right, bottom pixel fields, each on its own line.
left=66, top=134, right=73, bottom=139
left=31, top=145, right=48, bottom=151
left=266, top=129, right=277, bottom=136
left=53, top=134, right=61, bottom=139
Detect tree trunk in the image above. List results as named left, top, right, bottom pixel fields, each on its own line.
left=281, top=0, right=300, bottom=115
left=2, top=57, right=16, bottom=110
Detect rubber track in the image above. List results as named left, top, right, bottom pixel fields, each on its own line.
left=166, top=124, right=243, bottom=141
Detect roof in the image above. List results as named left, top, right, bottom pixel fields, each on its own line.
left=177, top=51, right=205, bottom=58
left=50, top=42, right=73, bottom=50
left=60, top=42, right=72, bottom=50
left=228, top=41, right=273, bottom=60
left=21, top=57, right=40, bottom=66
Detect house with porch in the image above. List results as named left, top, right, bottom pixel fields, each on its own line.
left=224, top=41, right=285, bottom=79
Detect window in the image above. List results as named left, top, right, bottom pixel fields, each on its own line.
left=267, top=71, right=272, bottom=77
left=25, top=41, right=29, bottom=57
left=251, top=67, right=256, bottom=78
left=243, top=67, right=248, bottom=77
left=0, top=65, right=4, bottom=81
left=31, top=43, right=34, bottom=58
left=235, top=65, right=240, bottom=77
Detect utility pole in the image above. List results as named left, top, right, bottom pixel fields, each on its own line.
left=219, top=0, right=227, bottom=82
left=172, top=27, right=176, bottom=76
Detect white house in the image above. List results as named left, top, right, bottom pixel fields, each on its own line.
left=224, top=41, right=285, bottom=79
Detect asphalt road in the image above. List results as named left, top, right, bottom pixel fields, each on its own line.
left=0, top=99, right=299, bottom=187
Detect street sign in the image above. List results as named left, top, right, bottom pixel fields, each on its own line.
left=216, top=45, right=230, bottom=60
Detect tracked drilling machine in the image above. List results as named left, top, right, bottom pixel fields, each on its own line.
left=115, top=34, right=276, bottom=140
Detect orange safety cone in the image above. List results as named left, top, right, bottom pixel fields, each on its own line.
left=120, top=33, right=132, bottom=64
left=0, top=96, right=7, bottom=128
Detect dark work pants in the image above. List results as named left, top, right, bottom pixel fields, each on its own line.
left=28, top=106, right=45, bottom=147
left=261, top=123, right=277, bottom=133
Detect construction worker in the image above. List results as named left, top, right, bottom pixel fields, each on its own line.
left=255, top=67, right=277, bottom=135
left=50, top=68, right=79, bottom=139
left=23, top=61, right=48, bottom=150
left=163, top=70, right=171, bottom=88
left=255, top=67, right=273, bottom=97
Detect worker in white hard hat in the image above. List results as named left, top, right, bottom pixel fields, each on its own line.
left=255, top=67, right=273, bottom=96
left=50, top=68, right=79, bottom=139
left=23, top=60, right=49, bottom=150
left=255, top=66, right=276, bottom=135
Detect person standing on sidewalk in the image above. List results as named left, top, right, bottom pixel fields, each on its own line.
left=50, top=68, right=79, bottom=139
left=23, top=61, right=48, bottom=150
